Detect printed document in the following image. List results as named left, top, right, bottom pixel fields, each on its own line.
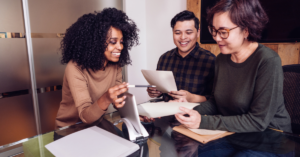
left=141, top=70, right=177, bottom=93
left=138, top=102, right=199, bottom=118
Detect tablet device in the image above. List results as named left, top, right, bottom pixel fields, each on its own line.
left=118, top=93, right=149, bottom=140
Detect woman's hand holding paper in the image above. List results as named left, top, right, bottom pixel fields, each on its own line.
left=175, top=106, right=201, bottom=129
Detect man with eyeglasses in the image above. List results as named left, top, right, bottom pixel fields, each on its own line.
left=147, top=10, right=216, bottom=103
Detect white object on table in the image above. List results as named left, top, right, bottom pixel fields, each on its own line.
left=45, top=126, right=139, bottom=157
left=141, top=69, right=177, bottom=93
left=137, top=102, right=199, bottom=118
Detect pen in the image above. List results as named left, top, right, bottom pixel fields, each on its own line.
left=127, top=85, right=156, bottom=88
left=270, top=128, right=300, bottom=137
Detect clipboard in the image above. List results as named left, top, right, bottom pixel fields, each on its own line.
left=173, top=125, right=234, bottom=144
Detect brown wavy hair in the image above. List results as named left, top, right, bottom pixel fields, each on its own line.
left=207, top=0, right=269, bottom=41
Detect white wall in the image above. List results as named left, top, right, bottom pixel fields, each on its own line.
left=145, top=0, right=186, bottom=70
left=123, top=0, right=186, bottom=104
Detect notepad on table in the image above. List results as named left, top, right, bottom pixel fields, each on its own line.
left=173, top=125, right=234, bottom=144
left=45, top=126, right=139, bottom=157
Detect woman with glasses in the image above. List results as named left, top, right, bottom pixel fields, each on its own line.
left=174, top=0, right=292, bottom=133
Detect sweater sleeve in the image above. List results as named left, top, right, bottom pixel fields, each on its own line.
left=193, top=94, right=219, bottom=115
left=66, top=65, right=106, bottom=124
left=115, top=66, right=122, bottom=85
left=199, top=57, right=284, bottom=132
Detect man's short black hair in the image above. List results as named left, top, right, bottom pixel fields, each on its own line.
left=171, top=10, right=199, bottom=30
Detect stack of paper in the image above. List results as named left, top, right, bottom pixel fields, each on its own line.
left=45, top=126, right=139, bottom=157
left=137, top=102, right=199, bottom=118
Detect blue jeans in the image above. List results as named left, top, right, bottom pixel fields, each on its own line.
left=197, top=138, right=294, bottom=157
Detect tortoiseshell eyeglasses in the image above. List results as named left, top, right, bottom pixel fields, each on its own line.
left=208, top=26, right=239, bottom=39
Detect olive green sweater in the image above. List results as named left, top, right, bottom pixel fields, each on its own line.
left=194, top=44, right=292, bottom=133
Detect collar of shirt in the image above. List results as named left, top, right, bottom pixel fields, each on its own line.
left=171, top=42, right=200, bottom=59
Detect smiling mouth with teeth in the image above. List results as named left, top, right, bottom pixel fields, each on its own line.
left=112, top=52, right=121, bottom=56
left=179, top=41, right=189, bottom=45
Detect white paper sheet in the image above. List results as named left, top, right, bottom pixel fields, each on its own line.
left=188, top=128, right=227, bottom=135
left=137, top=102, right=199, bottom=118
left=141, top=69, right=177, bottom=93
left=45, top=126, right=139, bottom=157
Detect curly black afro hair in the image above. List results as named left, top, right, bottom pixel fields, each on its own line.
left=61, top=8, right=139, bottom=71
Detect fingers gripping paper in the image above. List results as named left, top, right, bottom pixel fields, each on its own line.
left=141, top=70, right=177, bottom=93
left=137, top=102, right=199, bottom=118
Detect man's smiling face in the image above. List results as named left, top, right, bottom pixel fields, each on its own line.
left=173, top=20, right=199, bottom=57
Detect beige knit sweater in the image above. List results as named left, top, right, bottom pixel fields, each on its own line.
left=55, top=61, right=122, bottom=128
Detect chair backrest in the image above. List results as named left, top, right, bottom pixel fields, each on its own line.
left=282, top=64, right=300, bottom=134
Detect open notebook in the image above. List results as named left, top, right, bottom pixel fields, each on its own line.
left=45, top=126, right=139, bottom=157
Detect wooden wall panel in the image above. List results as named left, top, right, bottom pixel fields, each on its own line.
left=187, top=0, right=201, bottom=43
left=187, top=0, right=300, bottom=65
left=261, top=44, right=278, bottom=53
left=278, top=44, right=300, bottom=65
left=187, top=0, right=200, bottom=19
left=199, top=44, right=220, bottom=56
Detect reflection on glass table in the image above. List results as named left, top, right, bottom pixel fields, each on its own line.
left=1, top=113, right=300, bottom=157
left=0, top=111, right=125, bottom=157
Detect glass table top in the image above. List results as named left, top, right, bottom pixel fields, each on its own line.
left=1, top=112, right=300, bottom=157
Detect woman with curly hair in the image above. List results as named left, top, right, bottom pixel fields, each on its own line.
left=55, top=8, right=139, bottom=129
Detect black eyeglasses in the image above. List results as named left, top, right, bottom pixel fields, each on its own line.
left=208, top=26, right=239, bottom=39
